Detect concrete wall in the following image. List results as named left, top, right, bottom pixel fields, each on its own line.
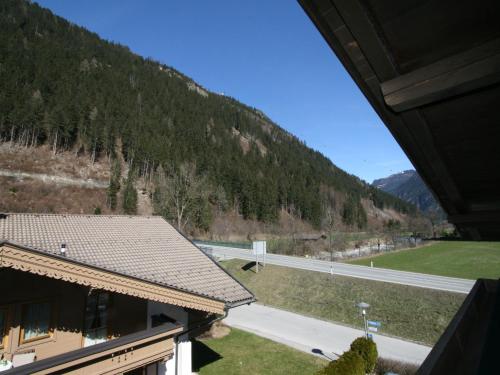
left=147, top=301, right=191, bottom=375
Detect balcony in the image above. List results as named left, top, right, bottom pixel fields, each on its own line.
left=2, top=322, right=182, bottom=375
left=418, top=279, right=500, bottom=374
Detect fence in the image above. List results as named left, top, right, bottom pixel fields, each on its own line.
left=193, top=239, right=252, bottom=249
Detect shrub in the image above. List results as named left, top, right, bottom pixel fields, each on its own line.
left=375, top=357, right=418, bottom=375
left=317, top=350, right=365, bottom=375
left=350, top=336, right=378, bottom=373
left=94, top=206, right=102, bottom=215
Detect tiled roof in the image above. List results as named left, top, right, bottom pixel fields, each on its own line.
left=0, top=213, right=254, bottom=306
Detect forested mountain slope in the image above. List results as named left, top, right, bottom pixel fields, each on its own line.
left=373, top=171, right=443, bottom=215
left=0, top=0, right=415, bottom=231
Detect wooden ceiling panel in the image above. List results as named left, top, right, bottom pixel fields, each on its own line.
left=362, top=0, right=500, bottom=73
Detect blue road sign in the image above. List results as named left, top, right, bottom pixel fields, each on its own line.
left=367, top=333, right=373, bottom=340
left=368, top=320, right=381, bottom=327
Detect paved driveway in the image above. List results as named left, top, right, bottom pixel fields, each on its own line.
left=225, top=303, right=432, bottom=364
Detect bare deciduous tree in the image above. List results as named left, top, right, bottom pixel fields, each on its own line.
left=154, top=163, right=209, bottom=232
left=212, top=185, right=228, bottom=216
left=322, top=189, right=337, bottom=261
left=324, top=205, right=336, bottom=261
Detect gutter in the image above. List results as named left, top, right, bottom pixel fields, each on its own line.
left=226, top=296, right=257, bottom=309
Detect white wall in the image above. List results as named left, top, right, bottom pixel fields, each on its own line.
left=175, top=340, right=192, bottom=375
left=147, top=301, right=192, bottom=375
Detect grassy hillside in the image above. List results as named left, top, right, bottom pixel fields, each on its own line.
left=221, top=260, right=464, bottom=345
left=194, top=328, right=326, bottom=375
left=348, top=241, right=500, bottom=280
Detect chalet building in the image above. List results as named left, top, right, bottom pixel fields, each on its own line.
left=0, top=214, right=254, bottom=374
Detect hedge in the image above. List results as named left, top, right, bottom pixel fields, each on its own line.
left=316, top=336, right=379, bottom=375
left=350, top=337, right=378, bottom=373
left=317, top=350, right=365, bottom=375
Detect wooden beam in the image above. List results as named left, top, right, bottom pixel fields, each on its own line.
left=448, top=211, right=500, bottom=224
left=400, top=110, right=466, bottom=213
left=382, top=38, right=500, bottom=112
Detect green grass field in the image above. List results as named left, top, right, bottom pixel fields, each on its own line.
left=221, top=259, right=464, bottom=345
left=194, top=328, right=327, bottom=375
left=348, top=241, right=500, bottom=280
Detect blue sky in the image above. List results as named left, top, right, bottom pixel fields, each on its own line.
left=35, top=0, right=413, bottom=183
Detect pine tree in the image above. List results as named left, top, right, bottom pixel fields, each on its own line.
left=0, top=0, right=417, bottom=231
left=107, top=159, right=121, bottom=210
left=122, top=169, right=138, bottom=214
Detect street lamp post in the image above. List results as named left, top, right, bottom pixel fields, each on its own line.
left=357, top=302, right=370, bottom=338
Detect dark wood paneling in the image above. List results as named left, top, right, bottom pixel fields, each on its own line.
left=382, top=39, right=500, bottom=112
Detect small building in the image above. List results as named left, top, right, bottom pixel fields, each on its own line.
left=0, top=213, right=255, bottom=374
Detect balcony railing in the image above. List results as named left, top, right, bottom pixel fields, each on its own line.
left=3, top=322, right=182, bottom=375
left=417, top=278, right=499, bottom=374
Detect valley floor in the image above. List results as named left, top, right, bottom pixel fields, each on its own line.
left=348, top=241, right=500, bottom=280
left=220, top=260, right=464, bottom=345
left=210, top=245, right=473, bottom=293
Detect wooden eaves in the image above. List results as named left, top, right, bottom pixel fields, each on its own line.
left=0, top=242, right=226, bottom=315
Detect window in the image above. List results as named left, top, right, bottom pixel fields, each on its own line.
left=20, top=302, right=52, bottom=343
left=83, top=291, right=109, bottom=347
left=0, top=307, right=8, bottom=349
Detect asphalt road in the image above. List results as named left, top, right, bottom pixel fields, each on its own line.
left=225, top=303, right=432, bottom=364
left=206, top=245, right=474, bottom=294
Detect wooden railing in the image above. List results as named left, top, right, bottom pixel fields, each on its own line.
left=3, top=323, right=183, bottom=375
left=417, top=279, right=499, bottom=374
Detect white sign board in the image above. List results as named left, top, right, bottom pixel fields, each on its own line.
left=252, top=241, right=267, bottom=255
left=368, top=326, right=378, bottom=332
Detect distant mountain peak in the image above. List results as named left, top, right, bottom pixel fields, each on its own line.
left=373, top=170, right=443, bottom=215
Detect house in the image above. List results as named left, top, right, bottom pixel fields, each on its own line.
left=0, top=213, right=255, bottom=374
left=298, top=0, right=500, bottom=372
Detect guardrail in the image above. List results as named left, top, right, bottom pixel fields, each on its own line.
left=193, top=240, right=252, bottom=249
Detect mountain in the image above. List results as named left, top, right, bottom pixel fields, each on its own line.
left=372, top=170, right=415, bottom=195
left=0, top=0, right=416, bottom=232
left=373, top=170, right=443, bottom=215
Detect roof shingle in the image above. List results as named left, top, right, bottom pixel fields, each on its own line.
left=0, top=213, right=254, bottom=306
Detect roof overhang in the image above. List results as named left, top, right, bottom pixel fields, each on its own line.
left=418, top=278, right=499, bottom=374
left=0, top=242, right=226, bottom=315
left=299, top=0, right=500, bottom=240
